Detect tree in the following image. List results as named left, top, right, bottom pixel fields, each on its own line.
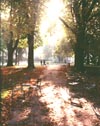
left=7, top=32, right=19, bottom=66
left=60, top=0, right=100, bottom=71
left=55, top=38, right=74, bottom=59
left=23, top=0, right=41, bottom=68
left=1, top=0, right=22, bottom=66
left=85, top=8, right=100, bottom=66
left=1, top=0, right=42, bottom=67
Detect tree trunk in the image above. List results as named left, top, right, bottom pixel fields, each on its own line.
left=27, top=33, right=35, bottom=69
left=7, top=32, right=14, bottom=66
left=7, top=32, right=19, bottom=66
left=74, top=31, right=85, bottom=72
left=7, top=49, right=13, bottom=66
left=86, top=53, right=90, bottom=65
left=86, top=43, right=90, bottom=65
left=75, top=45, right=84, bottom=71
left=97, top=56, right=100, bottom=66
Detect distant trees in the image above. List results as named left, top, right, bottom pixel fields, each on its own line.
left=54, top=38, right=74, bottom=59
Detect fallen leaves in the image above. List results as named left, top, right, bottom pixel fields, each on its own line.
left=1, top=65, right=100, bottom=126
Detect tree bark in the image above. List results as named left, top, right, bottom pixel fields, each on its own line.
left=75, top=43, right=84, bottom=71
left=74, top=29, right=85, bottom=72
left=7, top=49, right=13, bottom=66
left=7, top=31, right=14, bottom=66
left=7, top=32, right=19, bottom=66
left=27, top=33, right=35, bottom=69
left=97, top=55, right=100, bottom=66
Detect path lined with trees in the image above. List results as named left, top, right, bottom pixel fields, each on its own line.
left=1, top=0, right=100, bottom=70
left=0, top=0, right=100, bottom=125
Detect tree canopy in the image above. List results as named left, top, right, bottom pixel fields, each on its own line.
left=0, top=0, right=100, bottom=70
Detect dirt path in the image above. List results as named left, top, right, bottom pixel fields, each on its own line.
left=7, top=65, right=100, bottom=126
left=40, top=65, right=100, bottom=126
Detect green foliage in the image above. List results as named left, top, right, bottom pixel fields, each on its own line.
left=34, top=32, right=43, bottom=49
left=18, top=38, right=28, bottom=48
left=55, top=38, right=74, bottom=58
left=62, top=0, right=100, bottom=70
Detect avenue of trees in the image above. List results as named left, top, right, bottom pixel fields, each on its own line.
left=0, top=0, right=100, bottom=71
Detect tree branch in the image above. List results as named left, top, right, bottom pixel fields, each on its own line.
left=13, top=39, right=19, bottom=51
left=59, top=17, right=76, bottom=35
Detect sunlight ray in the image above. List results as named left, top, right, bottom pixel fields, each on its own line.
left=40, top=0, right=66, bottom=46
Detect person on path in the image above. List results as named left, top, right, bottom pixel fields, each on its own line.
left=43, top=59, right=46, bottom=65
left=40, top=60, right=42, bottom=65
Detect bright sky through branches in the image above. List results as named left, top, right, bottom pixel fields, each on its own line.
left=40, top=0, right=66, bottom=46
left=46, top=0, right=64, bottom=21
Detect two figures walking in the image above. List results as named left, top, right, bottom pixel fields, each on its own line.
left=40, top=59, right=46, bottom=65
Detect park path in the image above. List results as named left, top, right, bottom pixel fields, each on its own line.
left=40, top=65, right=99, bottom=126
left=7, top=64, right=100, bottom=126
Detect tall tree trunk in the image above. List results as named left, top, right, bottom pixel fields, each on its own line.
left=86, top=53, right=90, bottom=65
left=27, top=33, right=35, bottom=68
left=7, top=32, right=19, bottom=66
left=7, top=49, right=13, bottom=66
left=7, top=31, right=14, bottom=66
left=75, top=44, right=84, bottom=71
left=97, top=55, right=100, bottom=66
left=75, top=30, right=85, bottom=72
left=86, top=42, right=90, bottom=65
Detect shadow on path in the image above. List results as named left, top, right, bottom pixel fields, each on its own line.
left=39, top=65, right=100, bottom=126
left=2, top=65, right=100, bottom=126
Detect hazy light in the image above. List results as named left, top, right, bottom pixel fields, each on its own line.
left=39, top=65, right=94, bottom=125
left=46, top=0, right=64, bottom=21
left=1, top=8, right=10, bottom=20
left=40, top=0, right=65, bottom=46
left=34, top=46, right=44, bottom=59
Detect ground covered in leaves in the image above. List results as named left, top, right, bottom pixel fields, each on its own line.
left=1, top=65, right=100, bottom=126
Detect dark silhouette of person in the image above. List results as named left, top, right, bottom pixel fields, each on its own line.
left=40, top=60, right=42, bottom=65
left=43, top=59, right=46, bottom=65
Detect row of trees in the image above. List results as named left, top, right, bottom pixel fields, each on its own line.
left=1, top=0, right=100, bottom=71
left=1, top=0, right=43, bottom=68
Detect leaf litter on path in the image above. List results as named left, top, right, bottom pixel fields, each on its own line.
left=1, top=65, right=100, bottom=126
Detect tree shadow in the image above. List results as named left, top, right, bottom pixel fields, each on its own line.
left=38, top=65, right=100, bottom=125
left=66, top=68, right=100, bottom=104
left=2, top=66, right=45, bottom=89
left=2, top=87, right=57, bottom=126
left=1, top=65, right=100, bottom=126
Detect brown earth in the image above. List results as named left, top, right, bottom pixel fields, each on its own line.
left=1, top=65, right=100, bottom=126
